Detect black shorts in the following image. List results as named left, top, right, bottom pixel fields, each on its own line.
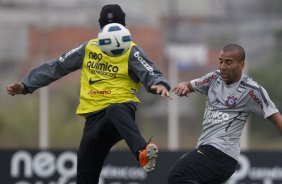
left=168, top=145, right=238, bottom=184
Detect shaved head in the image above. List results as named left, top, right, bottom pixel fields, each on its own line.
left=222, top=44, right=245, bottom=62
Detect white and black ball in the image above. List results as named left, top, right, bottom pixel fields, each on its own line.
left=98, top=23, right=131, bottom=57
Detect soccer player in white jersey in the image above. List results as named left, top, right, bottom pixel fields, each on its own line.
left=169, top=43, right=282, bottom=184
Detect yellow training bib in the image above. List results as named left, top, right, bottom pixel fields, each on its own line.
left=76, top=39, right=141, bottom=115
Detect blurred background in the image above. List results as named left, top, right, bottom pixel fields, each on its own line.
left=1, top=0, right=282, bottom=151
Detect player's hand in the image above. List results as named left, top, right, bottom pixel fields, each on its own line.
left=6, top=82, right=24, bottom=96
left=172, top=82, right=190, bottom=97
left=150, top=85, right=172, bottom=100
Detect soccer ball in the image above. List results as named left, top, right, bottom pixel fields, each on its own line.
left=98, top=23, right=132, bottom=57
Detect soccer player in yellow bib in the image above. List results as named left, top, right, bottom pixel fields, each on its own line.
left=6, top=4, right=171, bottom=184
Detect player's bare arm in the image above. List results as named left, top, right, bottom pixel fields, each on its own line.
left=172, top=82, right=194, bottom=97
left=150, top=84, right=171, bottom=99
left=268, top=112, right=282, bottom=135
left=6, top=82, right=24, bottom=96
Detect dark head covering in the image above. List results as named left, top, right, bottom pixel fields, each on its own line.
left=99, top=4, right=126, bottom=29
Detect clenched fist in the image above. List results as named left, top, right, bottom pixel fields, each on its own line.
left=6, top=82, right=24, bottom=96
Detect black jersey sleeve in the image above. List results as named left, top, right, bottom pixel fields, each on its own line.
left=128, top=45, right=170, bottom=93
left=22, top=43, right=86, bottom=94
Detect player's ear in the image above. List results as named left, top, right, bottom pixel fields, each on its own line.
left=240, top=60, right=245, bottom=68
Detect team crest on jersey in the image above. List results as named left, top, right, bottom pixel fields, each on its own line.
left=225, top=96, right=238, bottom=108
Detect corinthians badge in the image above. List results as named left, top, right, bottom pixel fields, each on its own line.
left=225, top=96, right=238, bottom=108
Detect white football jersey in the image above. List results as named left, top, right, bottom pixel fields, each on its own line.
left=191, top=70, right=278, bottom=160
